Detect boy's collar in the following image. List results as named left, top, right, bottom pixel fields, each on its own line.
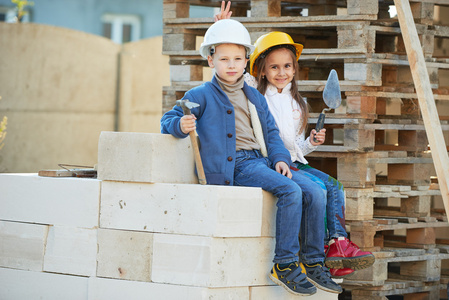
left=215, top=74, right=244, bottom=91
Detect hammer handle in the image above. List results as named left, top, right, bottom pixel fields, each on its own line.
left=189, top=131, right=207, bottom=185
left=313, top=113, right=326, bottom=143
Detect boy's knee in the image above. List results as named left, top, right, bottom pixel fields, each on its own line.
left=285, top=181, right=302, bottom=199
left=291, top=181, right=302, bottom=194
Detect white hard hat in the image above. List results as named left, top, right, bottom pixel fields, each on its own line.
left=199, top=19, right=255, bottom=59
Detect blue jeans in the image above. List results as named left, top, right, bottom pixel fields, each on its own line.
left=295, top=162, right=347, bottom=241
left=233, top=150, right=326, bottom=265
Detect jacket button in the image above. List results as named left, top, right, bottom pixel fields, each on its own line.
left=225, top=180, right=230, bottom=185
left=227, top=109, right=232, bottom=114
left=227, top=156, right=233, bottom=161
left=227, top=133, right=233, bottom=138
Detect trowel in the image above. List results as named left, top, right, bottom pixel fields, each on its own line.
left=313, top=69, right=342, bottom=142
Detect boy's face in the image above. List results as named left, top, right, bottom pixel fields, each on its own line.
left=207, top=43, right=248, bottom=85
left=261, top=47, right=296, bottom=93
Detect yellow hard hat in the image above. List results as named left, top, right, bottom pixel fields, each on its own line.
left=250, top=32, right=303, bottom=77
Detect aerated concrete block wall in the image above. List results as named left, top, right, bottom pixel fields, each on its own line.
left=0, top=132, right=338, bottom=300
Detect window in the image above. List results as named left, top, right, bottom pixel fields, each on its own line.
left=0, top=6, right=30, bottom=23
left=101, top=14, right=141, bottom=44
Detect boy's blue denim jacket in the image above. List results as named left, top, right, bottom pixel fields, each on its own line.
left=161, top=75, right=291, bottom=185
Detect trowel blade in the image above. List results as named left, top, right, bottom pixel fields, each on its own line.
left=323, top=69, right=341, bottom=109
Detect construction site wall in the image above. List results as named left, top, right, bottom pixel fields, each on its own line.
left=0, top=23, right=170, bottom=173
left=0, top=133, right=339, bottom=300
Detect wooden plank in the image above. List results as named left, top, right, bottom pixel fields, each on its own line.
left=347, top=90, right=449, bottom=101
left=38, top=168, right=97, bottom=178
left=394, top=0, right=449, bottom=222
left=164, top=14, right=377, bottom=25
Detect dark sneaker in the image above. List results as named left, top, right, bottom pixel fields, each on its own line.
left=269, top=262, right=317, bottom=296
left=325, top=237, right=375, bottom=270
left=304, top=262, right=343, bottom=294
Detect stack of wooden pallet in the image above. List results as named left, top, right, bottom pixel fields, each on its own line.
left=162, top=0, right=449, bottom=298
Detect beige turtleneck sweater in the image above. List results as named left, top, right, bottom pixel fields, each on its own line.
left=216, top=75, right=261, bottom=152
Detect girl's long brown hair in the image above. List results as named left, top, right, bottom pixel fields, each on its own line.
left=254, top=47, right=309, bottom=135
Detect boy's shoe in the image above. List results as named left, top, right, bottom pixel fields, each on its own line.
left=269, top=262, right=317, bottom=296
left=325, top=237, right=375, bottom=270
left=330, top=267, right=355, bottom=279
left=304, top=262, right=343, bottom=294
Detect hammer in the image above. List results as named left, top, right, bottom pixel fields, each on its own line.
left=176, top=99, right=207, bottom=185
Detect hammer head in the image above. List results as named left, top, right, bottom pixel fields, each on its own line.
left=176, top=99, right=200, bottom=115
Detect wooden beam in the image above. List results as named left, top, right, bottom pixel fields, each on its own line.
left=394, top=0, right=449, bottom=222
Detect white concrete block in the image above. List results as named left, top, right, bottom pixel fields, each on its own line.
left=43, top=226, right=97, bottom=276
left=151, top=233, right=275, bottom=288
left=97, top=131, right=197, bottom=184
left=251, top=284, right=340, bottom=299
left=100, top=181, right=265, bottom=237
left=262, top=190, right=277, bottom=237
left=97, top=228, right=153, bottom=281
left=88, top=277, right=249, bottom=300
left=0, top=173, right=100, bottom=228
left=0, top=267, right=88, bottom=300
left=0, top=221, right=48, bottom=271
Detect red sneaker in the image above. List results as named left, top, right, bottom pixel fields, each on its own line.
left=329, top=267, right=355, bottom=279
left=325, top=237, right=375, bottom=270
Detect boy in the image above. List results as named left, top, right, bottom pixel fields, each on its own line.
left=161, top=19, right=341, bottom=295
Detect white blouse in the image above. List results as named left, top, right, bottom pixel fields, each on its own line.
left=244, top=73, right=317, bottom=164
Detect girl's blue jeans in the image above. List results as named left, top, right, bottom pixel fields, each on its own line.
left=233, top=149, right=326, bottom=265
left=295, top=162, right=347, bottom=241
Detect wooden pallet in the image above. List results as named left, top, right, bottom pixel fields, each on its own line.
left=162, top=0, right=449, bottom=297
left=163, top=0, right=376, bottom=20
left=343, top=247, right=448, bottom=278
left=348, top=218, right=449, bottom=251
left=342, top=247, right=449, bottom=299
left=306, top=151, right=435, bottom=189
left=344, top=280, right=441, bottom=300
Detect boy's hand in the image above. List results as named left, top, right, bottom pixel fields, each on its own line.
left=310, top=128, right=326, bottom=146
left=214, top=1, right=232, bottom=22
left=180, top=114, right=197, bottom=134
left=275, top=161, right=292, bottom=179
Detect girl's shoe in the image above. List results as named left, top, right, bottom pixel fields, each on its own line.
left=304, top=262, right=343, bottom=294
left=269, top=262, right=317, bottom=296
left=325, top=237, right=375, bottom=270
left=330, top=267, right=355, bottom=278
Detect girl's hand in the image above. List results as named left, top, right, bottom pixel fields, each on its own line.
left=214, top=1, right=232, bottom=22
left=180, top=114, right=197, bottom=134
left=310, top=128, right=326, bottom=145
left=275, top=161, right=292, bottom=179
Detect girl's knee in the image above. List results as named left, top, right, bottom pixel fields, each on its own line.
left=328, top=176, right=344, bottom=190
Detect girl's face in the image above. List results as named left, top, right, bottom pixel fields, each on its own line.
left=261, top=47, right=296, bottom=93
left=207, top=43, right=248, bottom=85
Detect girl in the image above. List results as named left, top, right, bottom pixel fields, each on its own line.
left=247, top=31, right=375, bottom=278
left=214, top=0, right=374, bottom=281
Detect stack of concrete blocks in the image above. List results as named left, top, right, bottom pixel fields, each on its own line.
left=0, top=132, right=339, bottom=300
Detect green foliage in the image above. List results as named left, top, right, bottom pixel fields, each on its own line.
left=11, top=0, right=34, bottom=22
